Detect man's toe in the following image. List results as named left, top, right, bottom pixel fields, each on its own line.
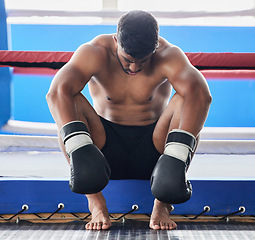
left=102, top=221, right=111, bottom=230
left=160, top=222, right=167, bottom=230
left=150, top=221, right=160, bottom=230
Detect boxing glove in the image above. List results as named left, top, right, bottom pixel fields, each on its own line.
left=151, top=129, right=196, bottom=204
left=60, top=121, right=111, bottom=194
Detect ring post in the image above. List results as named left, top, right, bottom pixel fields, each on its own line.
left=0, top=0, right=11, bottom=127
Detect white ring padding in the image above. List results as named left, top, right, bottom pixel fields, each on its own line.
left=1, top=125, right=255, bottom=154
left=65, top=134, right=93, bottom=155
left=1, top=135, right=255, bottom=154
left=1, top=120, right=58, bottom=136
left=2, top=121, right=255, bottom=140
left=0, top=135, right=60, bottom=151
left=197, top=139, right=255, bottom=154
left=201, top=127, right=255, bottom=140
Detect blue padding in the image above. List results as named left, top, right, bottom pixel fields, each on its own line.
left=103, top=180, right=154, bottom=214
left=174, top=180, right=255, bottom=216
left=0, top=179, right=254, bottom=216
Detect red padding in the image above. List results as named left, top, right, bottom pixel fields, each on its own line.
left=13, top=67, right=58, bottom=75
left=11, top=68, right=255, bottom=79
left=0, top=50, right=73, bottom=64
left=201, top=70, right=255, bottom=79
left=186, top=52, right=255, bottom=69
left=1, top=51, right=255, bottom=73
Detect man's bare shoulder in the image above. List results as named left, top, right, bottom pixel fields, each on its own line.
left=155, top=37, right=193, bottom=79
left=67, top=34, right=115, bottom=74
left=90, top=34, right=115, bottom=48
left=77, top=34, right=114, bottom=58
left=157, top=37, right=186, bottom=61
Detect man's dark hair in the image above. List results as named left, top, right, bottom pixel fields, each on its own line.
left=117, top=10, right=159, bottom=59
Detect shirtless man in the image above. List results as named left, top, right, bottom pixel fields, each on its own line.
left=46, top=10, right=212, bottom=230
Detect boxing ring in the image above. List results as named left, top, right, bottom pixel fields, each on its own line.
left=0, top=50, right=255, bottom=239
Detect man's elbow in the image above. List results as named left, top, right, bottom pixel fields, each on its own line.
left=46, top=89, right=59, bottom=109
left=46, top=90, right=54, bottom=106
left=204, top=90, right=212, bottom=105
left=200, top=88, right=212, bottom=109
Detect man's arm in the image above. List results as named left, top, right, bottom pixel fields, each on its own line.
left=151, top=46, right=212, bottom=203
left=46, top=44, right=102, bottom=128
left=46, top=43, right=111, bottom=194
left=164, top=46, right=212, bottom=137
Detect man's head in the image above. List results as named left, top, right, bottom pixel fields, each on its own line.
left=116, top=10, right=159, bottom=60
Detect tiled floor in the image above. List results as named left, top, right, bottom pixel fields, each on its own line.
left=0, top=221, right=254, bottom=240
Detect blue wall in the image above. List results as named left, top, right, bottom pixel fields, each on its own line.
left=10, top=24, right=255, bottom=53
left=206, top=79, right=255, bottom=127
left=0, top=0, right=11, bottom=126
left=9, top=24, right=255, bottom=126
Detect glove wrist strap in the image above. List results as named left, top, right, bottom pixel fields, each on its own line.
left=60, top=121, right=93, bottom=156
left=65, top=134, right=93, bottom=156
left=164, top=129, right=196, bottom=163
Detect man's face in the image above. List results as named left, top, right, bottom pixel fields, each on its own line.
left=116, top=46, right=152, bottom=76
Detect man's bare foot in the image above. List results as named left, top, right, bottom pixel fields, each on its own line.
left=149, top=199, right=177, bottom=230
left=85, top=192, right=111, bottom=230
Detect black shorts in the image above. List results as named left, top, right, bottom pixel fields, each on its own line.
left=100, top=116, right=161, bottom=180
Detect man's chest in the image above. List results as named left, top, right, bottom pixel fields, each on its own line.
left=95, top=73, right=166, bottom=104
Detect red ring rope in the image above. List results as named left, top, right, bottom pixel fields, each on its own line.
left=0, top=50, right=255, bottom=78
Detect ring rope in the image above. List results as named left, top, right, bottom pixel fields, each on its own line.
left=1, top=50, right=255, bottom=70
